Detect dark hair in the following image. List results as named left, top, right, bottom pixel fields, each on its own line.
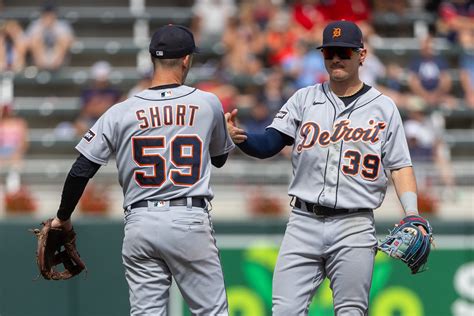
left=151, top=56, right=185, bottom=69
left=41, top=2, right=57, bottom=12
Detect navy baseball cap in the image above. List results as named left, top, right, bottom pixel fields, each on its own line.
left=317, top=20, right=364, bottom=49
left=149, top=24, right=199, bottom=59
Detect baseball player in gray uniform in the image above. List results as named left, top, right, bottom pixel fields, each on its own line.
left=226, top=20, right=429, bottom=315
left=51, top=25, right=234, bottom=315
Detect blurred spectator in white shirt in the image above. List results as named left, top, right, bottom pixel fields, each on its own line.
left=192, top=0, right=237, bottom=50
left=359, top=42, right=385, bottom=87
left=26, top=2, right=74, bottom=70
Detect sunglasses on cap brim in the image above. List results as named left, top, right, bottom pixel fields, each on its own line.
left=321, top=47, right=361, bottom=60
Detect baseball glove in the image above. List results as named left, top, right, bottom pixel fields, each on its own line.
left=378, top=215, right=433, bottom=274
left=31, top=218, right=86, bottom=280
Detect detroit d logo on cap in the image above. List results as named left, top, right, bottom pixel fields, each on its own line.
left=332, top=27, right=342, bottom=38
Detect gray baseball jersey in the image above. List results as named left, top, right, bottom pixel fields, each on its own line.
left=76, top=85, right=235, bottom=208
left=268, top=82, right=412, bottom=210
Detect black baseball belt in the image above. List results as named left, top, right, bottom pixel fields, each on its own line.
left=130, top=197, right=206, bottom=210
left=295, top=198, right=372, bottom=216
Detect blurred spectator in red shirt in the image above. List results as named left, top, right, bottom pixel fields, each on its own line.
left=0, top=104, right=28, bottom=171
left=264, top=9, right=300, bottom=66
left=319, top=0, right=375, bottom=40
left=319, top=0, right=371, bottom=22
left=290, top=0, right=326, bottom=44
left=26, top=3, right=74, bottom=70
left=292, top=0, right=325, bottom=31
left=0, top=20, right=27, bottom=73
left=438, top=0, right=474, bottom=50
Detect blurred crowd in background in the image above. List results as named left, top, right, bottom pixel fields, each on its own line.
left=0, top=0, right=473, bottom=216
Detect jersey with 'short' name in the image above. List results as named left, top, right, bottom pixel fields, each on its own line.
left=268, top=82, right=412, bottom=210
left=76, top=85, right=235, bottom=208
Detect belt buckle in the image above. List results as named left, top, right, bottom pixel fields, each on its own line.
left=153, top=201, right=166, bottom=207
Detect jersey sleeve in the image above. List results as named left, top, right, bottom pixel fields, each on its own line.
left=382, top=107, right=412, bottom=170
left=267, top=91, right=302, bottom=139
left=209, top=100, right=235, bottom=157
left=75, top=111, right=116, bottom=165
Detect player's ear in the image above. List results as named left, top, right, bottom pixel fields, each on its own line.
left=359, top=48, right=367, bottom=66
left=183, top=54, right=193, bottom=69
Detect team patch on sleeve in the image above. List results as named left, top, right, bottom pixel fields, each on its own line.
left=275, top=110, right=288, bottom=119
left=83, top=129, right=96, bottom=142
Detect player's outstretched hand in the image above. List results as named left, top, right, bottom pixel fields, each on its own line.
left=225, top=109, right=247, bottom=144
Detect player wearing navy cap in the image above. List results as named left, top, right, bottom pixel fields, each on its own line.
left=50, top=24, right=233, bottom=315
left=227, top=20, right=429, bottom=315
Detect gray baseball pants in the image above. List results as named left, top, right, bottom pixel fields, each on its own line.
left=122, top=200, right=228, bottom=316
left=272, top=207, right=377, bottom=316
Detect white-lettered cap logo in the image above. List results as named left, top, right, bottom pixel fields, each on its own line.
left=156, top=51, right=164, bottom=56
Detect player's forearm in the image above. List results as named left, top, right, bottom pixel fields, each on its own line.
left=391, top=166, right=419, bottom=216
left=56, top=154, right=101, bottom=220
left=57, top=173, right=90, bottom=220
left=237, top=128, right=288, bottom=159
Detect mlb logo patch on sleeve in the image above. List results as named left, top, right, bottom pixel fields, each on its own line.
left=275, top=110, right=288, bottom=119
left=83, top=129, right=96, bottom=142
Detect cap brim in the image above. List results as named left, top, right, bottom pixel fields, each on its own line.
left=316, top=42, right=363, bottom=49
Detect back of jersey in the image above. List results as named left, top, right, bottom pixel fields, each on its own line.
left=75, top=85, right=234, bottom=208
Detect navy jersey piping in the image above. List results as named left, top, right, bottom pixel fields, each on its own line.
left=317, top=85, right=337, bottom=205
left=332, top=92, right=383, bottom=208
left=333, top=91, right=369, bottom=208
left=333, top=95, right=363, bottom=208
left=349, top=93, right=383, bottom=114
